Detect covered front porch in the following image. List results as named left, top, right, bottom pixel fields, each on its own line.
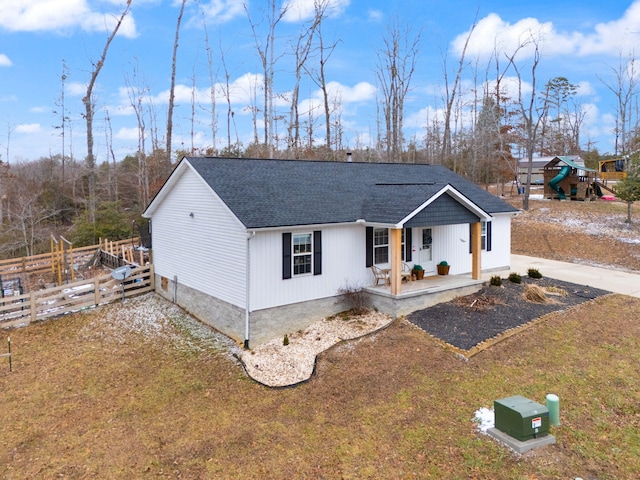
left=363, top=272, right=485, bottom=318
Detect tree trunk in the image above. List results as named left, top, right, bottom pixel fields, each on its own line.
left=166, top=0, right=187, bottom=174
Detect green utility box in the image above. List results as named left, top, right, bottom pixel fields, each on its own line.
left=494, top=395, right=550, bottom=442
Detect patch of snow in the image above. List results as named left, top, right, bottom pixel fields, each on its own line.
left=78, top=293, right=240, bottom=358
left=473, top=407, right=495, bottom=434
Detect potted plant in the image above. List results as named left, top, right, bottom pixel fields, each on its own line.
left=412, top=264, right=425, bottom=280
left=437, top=261, right=450, bottom=275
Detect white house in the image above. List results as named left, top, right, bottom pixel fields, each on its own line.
left=143, top=157, right=519, bottom=347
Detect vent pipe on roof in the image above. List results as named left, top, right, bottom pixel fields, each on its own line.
left=346, top=152, right=352, bottom=162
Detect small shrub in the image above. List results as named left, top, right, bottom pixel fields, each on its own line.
left=545, top=285, right=568, bottom=296
left=283, top=334, right=289, bottom=346
left=524, top=284, right=548, bottom=303
left=337, top=281, right=370, bottom=315
left=528, top=268, right=542, bottom=279
left=508, top=272, right=522, bottom=284
left=489, top=275, right=502, bottom=286
left=438, top=261, right=448, bottom=266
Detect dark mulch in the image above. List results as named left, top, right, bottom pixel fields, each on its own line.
left=407, top=277, right=610, bottom=351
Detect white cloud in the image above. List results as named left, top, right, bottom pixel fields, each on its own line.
left=326, top=81, right=376, bottom=103
left=576, top=81, right=596, bottom=97
left=282, top=0, right=350, bottom=22
left=577, top=1, right=640, bottom=56
left=367, top=9, right=383, bottom=23
left=0, top=54, right=11, bottom=67
left=115, top=126, right=140, bottom=141
left=454, top=1, right=640, bottom=62
left=453, top=13, right=572, bottom=61
left=199, top=0, right=245, bottom=24
left=67, top=81, right=87, bottom=96
left=0, top=0, right=137, bottom=38
left=15, top=123, right=42, bottom=133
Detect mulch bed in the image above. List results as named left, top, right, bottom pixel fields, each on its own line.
left=407, top=277, right=610, bottom=352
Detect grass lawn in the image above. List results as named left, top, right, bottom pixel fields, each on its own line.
left=1, top=291, right=639, bottom=479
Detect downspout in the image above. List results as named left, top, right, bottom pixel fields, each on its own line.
left=244, top=231, right=256, bottom=349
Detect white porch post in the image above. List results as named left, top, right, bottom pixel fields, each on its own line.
left=390, top=228, right=402, bottom=295
left=471, top=221, right=482, bottom=280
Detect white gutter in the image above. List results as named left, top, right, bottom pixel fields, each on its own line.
left=244, top=230, right=256, bottom=349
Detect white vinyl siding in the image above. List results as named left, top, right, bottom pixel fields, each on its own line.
left=408, top=215, right=512, bottom=276
left=150, top=166, right=247, bottom=308
left=249, top=224, right=368, bottom=311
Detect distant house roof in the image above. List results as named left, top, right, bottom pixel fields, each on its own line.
left=144, top=157, right=518, bottom=229
left=544, top=155, right=596, bottom=172
left=519, top=155, right=586, bottom=169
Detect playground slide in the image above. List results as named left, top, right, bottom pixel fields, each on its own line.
left=548, top=165, right=572, bottom=199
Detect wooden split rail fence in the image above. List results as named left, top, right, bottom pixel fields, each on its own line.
left=0, top=264, right=155, bottom=329
left=0, top=237, right=142, bottom=281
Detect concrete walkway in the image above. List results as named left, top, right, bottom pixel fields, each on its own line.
left=508, top=254, right=640, bottom=298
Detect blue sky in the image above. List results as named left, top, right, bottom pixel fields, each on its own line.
left=2, top=0, right=640, bottom=164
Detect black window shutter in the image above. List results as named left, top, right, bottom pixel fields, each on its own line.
left=487, top=221, right=492, bottom=252
left=405, top=227, right=412, bottom=262
left=282, top=232, right=292, bottom=279
left=469, top=224, right=473, bottom=254
left=365, top=227, right=373, bottom=267
left=313, top=230, right=322, bottom=275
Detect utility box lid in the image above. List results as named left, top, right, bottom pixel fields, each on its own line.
left=494, top=395, right=549, bottom=442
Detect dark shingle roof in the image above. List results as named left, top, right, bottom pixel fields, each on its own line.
left=184, top=157, right=518, bottom=229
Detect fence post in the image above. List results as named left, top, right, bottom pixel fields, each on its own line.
left=30, top=292, right=36, bottom=323
left=94, top=276, right=100, bottom=306
left=149, top=264, right=155, bottom=290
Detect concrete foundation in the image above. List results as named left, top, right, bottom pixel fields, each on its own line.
left=365, top=280, right=483, bottom=317
left=487, top=428, right=556, bottom=454
left=154, top=274, right=350, bottom=347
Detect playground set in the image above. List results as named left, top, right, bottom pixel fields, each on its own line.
left=542, top=156, right=624, bottom=201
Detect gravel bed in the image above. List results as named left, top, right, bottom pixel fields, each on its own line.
left=407, top=278, right=610, bottom=351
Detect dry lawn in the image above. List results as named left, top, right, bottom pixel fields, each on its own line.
left=1, top=195, right=640, bottom=479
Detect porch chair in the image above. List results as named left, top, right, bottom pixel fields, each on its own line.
left=370, top=265, right=390, bottom=286
left=401, top=263, right=413, bottom=283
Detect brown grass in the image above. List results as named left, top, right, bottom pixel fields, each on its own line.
left=1, top=196, right=639, bottom=479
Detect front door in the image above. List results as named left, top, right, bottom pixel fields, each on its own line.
left=419, top=228, right=435, bottom=274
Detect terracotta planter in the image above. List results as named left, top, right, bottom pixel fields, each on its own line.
left=437, top=264, right=450, bottom=275
left=412, top=269, right=425, bottom=280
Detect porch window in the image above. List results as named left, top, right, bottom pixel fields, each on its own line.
left=373, top=228, right=389, bottom=264
left=469, top=221, right=492, bottom=253
left=293, top=233, right=313, bottom=275
left=481, top=221, right=487, bottom=250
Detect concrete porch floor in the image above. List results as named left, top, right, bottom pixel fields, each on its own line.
left=363, top=273, right=488, bottom=318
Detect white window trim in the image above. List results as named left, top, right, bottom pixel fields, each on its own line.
left=292, top=232, right=313, bottom=275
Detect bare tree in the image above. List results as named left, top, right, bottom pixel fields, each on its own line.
left=166, top=0, right=187, bottom=174
left=600, top=53, right=639, bottom=155
left=82, top=0, right=131, bottom=223
left=244, top=0, right=289, bottom=158
left=124, top=62, right=151, bottom=206
left=104, top=108, right=118, bottom=202
left=375, top=17, right=421, bottom=162
left=53, top=60, right=70, bottom=186
left=303, top=0, right=340, bottom=153
left=508, top=33, right=548, bottom=210
left=440, top=18, right=476, bottom=164
left=199, top=0, right=218, bottom=154
left=286, top=6, right=325, bottom=156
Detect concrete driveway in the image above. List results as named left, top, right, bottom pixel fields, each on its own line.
left=507, top=254, right=640, bottom=298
